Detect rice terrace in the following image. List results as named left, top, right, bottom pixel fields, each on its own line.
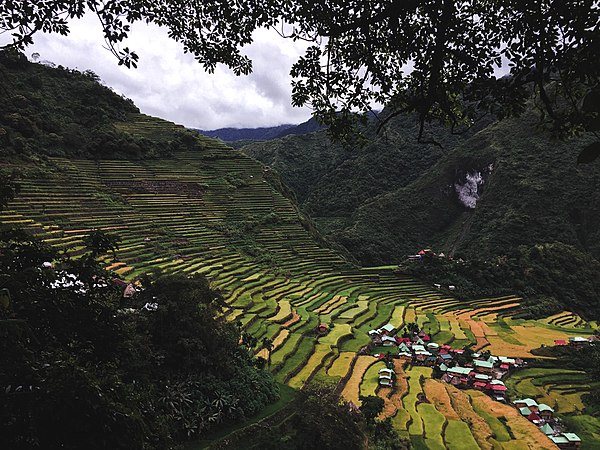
left=2, top=114, right=599, bottom=449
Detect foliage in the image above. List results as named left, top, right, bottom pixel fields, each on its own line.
left=360, top=395, right=385, bottom=423
left=401, top=242, right=600, bottom=321
left=0, top=51, right=198, bottom=159
left=83, top=229, right=121, bottom=258
left=1, top=1, right=599, bottom=141
left=247, top=103, right=600, bottom=320
left=212, top=384, right=409, bottom=450
left=0, top=169, right=20, bottom=208
left=0, top=227, right=279, bottom=449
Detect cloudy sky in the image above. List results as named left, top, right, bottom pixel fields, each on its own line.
left=5, top=14, right=314, bottom=130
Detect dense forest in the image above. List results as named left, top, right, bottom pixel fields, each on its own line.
left=0, top=51, right=200, bottom=160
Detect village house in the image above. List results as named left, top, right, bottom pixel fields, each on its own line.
left=379, top=323, right=395, bottom=335
left=317, top=323, right=329, bottom=334
left=473, top=359, right=494, bottom=373
left=112, top=277, right=137, bottom=298
left=513, top=398, right=539, bottom=413
left=486, top=380, right=507, bottom=396
left=378, top=367, right=394, bottom=387
left=381, top=335, right=397, bottom=346
left=538, top=404, right=555, bottom=420
left=569, top=336, right=590, bottom=348
left=415, top=350, right=433, bottom=363
left=550, top=433, right=582, bottom=449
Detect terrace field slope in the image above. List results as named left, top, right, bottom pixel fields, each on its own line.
left=242, top=105, right=600, bottom=320
left=3, top=115, right=597, bottom=449
left=2, top=52, right=598, bottom=449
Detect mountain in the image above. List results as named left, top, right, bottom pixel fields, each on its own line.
left=241, top=107, right=600, bottom=319
left=198, top=116, right=327, bottom=147
left=197, top=124, right=296, bottom=141
left=242, top=112, right=488, bottom=241
left=2, top=49, right=600, bottom=450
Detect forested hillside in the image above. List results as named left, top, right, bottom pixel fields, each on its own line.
left=242, top=108, right=600, bottom=319
left=0, top=51, right=200, bottom=160
left=243, top=113, right=486, bottom=237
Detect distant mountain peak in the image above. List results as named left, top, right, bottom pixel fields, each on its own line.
left=197, top=116, right=326, bottom=143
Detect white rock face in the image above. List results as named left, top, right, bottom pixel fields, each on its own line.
left=455, top=171, right=484, bottom=208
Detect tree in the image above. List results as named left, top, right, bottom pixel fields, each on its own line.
left=82, top=229, right=121, bottom=258
left=1, top=1, right=598, bottom=145
left=0, top=170, right=20, bottom=209
left=359, top=395, right=384, bottom=423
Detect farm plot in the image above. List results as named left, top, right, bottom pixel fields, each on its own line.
left=7, top=121, right=599, bottom=450
left=327, top=352, right=355, bottom=379
left=467, top=390, right=556, bottom=449
left=341, top=355, right=377, bottom=405
left=359, top=361, right=387, bottom=397
left=505, top=368, right=593, bottom=414
left=287, top=343, right=333, bottom=389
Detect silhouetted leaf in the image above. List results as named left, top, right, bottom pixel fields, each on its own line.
left=577, top=141, right=600, bottom=164
left=582, top=90, right=600, bottom=113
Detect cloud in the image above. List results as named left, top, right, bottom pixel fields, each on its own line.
left=2, top=14, right=313, bottom=129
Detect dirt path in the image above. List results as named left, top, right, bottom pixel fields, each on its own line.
left=282, top=310, right=300, bottom=328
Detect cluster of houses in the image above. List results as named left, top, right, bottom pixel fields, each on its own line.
left=554, top=336, right=597, bottom=348
left=378, top=367, right=395, bottom=387
left=513, top=398, right=581, bottom=449
left=437, top=352, right=522, bottom=402
left=367, top=323, right=590, bottom=448
left=368, top=322, right=522, bottom=402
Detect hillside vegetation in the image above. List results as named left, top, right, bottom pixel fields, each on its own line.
left=242, top=107, right=600, bottom=319
left=0, top=51, right=200, bottom=160
left=2, top=51, right=599, bottom=450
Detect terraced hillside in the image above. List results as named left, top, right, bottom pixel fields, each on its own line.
left=2, top=114, right=598, bottom=449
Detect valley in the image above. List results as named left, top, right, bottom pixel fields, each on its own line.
left=2, top=113, right=599, bottom=449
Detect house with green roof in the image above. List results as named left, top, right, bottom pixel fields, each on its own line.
left=473, top=359, right=494, bottom=373
left=550, top=432, right=581, bottom=449
left=448, top=366, right=472, bottom=376
left=513, top=398, right=538, bottom=409
left=539, top=423, right=554, bottom=435
left=398, top=342, right=410, bottom=353
left=519, top=406, right=532, bottom=416
left=538, top=403, right=554, bottom=420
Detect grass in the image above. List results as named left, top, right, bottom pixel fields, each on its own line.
left=562, top=415, right=600, bottom=450
left=287, top=343, right=332, bottom=389
left=444, top=420, right=480, bottom=450
left=274, top=337, right=316, bottom=383
left=470, top=395, right=511, bottom=442
left=341, top=355, right=377, bottom=405
left=404, top=367, right=426, bottom=436
left=417, top=403, right=446, bottom=450
left=319, top=323, right=353, bottom=346
left=339, top=328, right=371, bottom=352
left=269, top=300, right=292, bottom=322
left=327, top=352, right=355, bottom=378
left=359, top=361, right=387, bottom=397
